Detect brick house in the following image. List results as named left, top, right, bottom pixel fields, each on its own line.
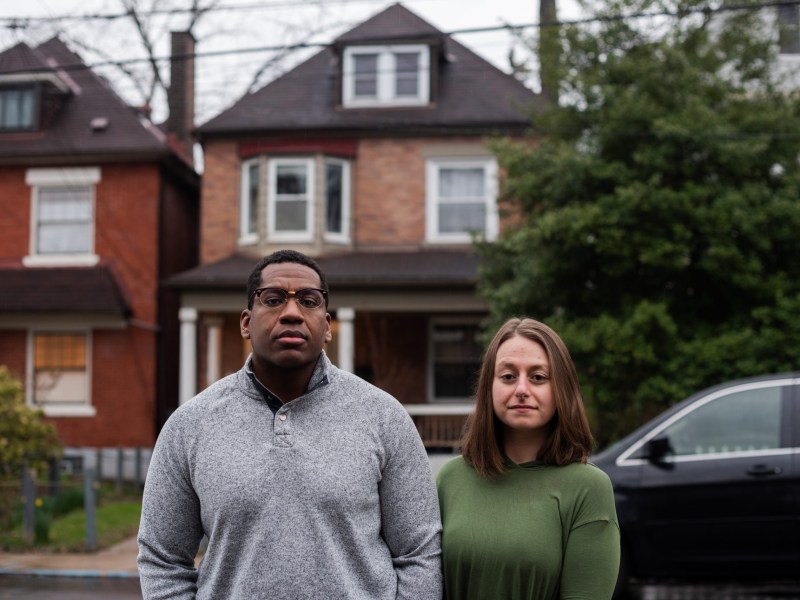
left=170, top=3, right=543, bottom=447
left=0, top=34, right=199, bottom=447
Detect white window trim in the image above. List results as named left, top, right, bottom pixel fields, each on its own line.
left=342, top=44, right=430, bottom=108
left=239, top=158, right=259, bottom=245
left=267, top=158, right=315, bottom=243
left=26, top=328, right=96, bottom=418
left=427, top=317, right=483, bottom=403
left=23, top=167, right=101, bottom=267
left=324, top=158, right=351, bottom=244
left=425, top=158, right=499, bottom=244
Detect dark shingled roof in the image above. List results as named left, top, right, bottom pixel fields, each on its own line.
left=0, top=263, right=131, bottom=315
left=0, top=37, right=174, bottom=161
left=198, top=4, right=542, bottom=136
left=166, top=249, right=480, bottom=290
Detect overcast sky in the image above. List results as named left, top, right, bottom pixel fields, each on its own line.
left=0, top=0, right=581, bottom=124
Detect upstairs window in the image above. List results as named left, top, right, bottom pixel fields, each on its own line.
left=325, top=159, right=351, bottom=243
left=267, top=158, right=315, bottom=242
left=0, top=86, right=36, bottom=130
left=778, top=4, right=800, bottom=54
left=425, top=158, right=499, bottom=243
left=343, top=45, right=430, bottom=107
left=240, top=159, right=259, bottom=244
left=24, top=168, right=101, bottom=266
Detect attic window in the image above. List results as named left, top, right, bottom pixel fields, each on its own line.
left=0, top=86, right=36, bottom=130
left=342, top=44, right=430, bottom=107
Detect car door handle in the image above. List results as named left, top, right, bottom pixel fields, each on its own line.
left=746, top=464, right=782, bottom=477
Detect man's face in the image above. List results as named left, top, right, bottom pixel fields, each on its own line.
left=240, top=262, right=332, bottom=374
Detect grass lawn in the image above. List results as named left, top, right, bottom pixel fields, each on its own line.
left=0, top=485, right=142, bottom=553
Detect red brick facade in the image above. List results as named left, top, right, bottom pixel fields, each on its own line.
left=0, top=164, right=194, bottom=447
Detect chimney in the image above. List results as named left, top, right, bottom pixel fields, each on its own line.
left=166, top=31, right=196, bottom=165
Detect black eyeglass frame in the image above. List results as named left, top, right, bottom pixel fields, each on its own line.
left=251, top=287, right=329, bottom=309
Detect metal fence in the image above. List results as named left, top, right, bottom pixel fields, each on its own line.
left=1, top=447, right=153, bottom=551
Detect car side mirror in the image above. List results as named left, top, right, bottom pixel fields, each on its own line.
left=643, top=436, right=674, bottom=466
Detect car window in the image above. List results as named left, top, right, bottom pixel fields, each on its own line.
left=658, top=385, right=785, bottom=456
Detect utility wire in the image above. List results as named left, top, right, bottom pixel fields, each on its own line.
left=3, top=0, right=800, bottom=76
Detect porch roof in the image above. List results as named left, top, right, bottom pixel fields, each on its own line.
left=166, top=249, right=481, bottom=291
left=0, top=262, right=131, bottom=315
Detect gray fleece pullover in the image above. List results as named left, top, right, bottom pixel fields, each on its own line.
left=137, top=353, right=442, bottom=600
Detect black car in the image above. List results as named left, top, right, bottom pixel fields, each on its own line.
left=592, top=373, right=800, bottom=592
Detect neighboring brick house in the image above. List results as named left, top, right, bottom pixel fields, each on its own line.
left=170, top=3, right=543, bottom=447
left=0, top=34, right=199, bottom=447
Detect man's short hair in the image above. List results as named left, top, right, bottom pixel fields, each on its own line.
left=246, top=249, right=329, bottom=309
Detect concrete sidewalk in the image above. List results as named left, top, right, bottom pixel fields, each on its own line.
left=0, top=535, right=139, bottom=578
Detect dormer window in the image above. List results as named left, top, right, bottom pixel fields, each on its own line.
left=0, top=86, right=36, bottom=130
left=343, top=45, right=430, bottom=107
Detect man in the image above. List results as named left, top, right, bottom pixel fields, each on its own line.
left=137, top=250, right=442, bottom=599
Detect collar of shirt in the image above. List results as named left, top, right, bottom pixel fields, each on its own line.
left=244, top=352, right=329, bottom=414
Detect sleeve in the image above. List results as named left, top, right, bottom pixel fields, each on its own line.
left=379, top=405, right=443, bottom=599
left=559, top=469, right=621, bottom=600
left=137, top=412, right=204, bottom=600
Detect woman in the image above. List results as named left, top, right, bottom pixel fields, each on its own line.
left=437, top=317, right=620, bottom=599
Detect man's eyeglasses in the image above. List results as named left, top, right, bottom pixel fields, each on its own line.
left=252, top=288, right=328, bottom=310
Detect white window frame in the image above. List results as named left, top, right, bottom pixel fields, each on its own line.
left=23, top=167, right=101, bottom=267
left=267, top=158, right=315, bottom=243
left=324, top=158, right=351, bottom=244
left=239, top=158, right=260, bottom=245
left=427, top=318, right=484, bottom=403
left=26, top=329, right=95, bottom=418
left=425, top=158, right=499, bottom=244
left=342, top=44, right=430, bottom=108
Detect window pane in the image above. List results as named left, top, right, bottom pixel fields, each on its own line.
left=662, top=386, right=784, bottom=456
left=395, top=52, right=419, bottom=96
left=34, top=333, right=88, bottom=406
left=779, top=5, right=800, bottom=54
left=439, top=203, right=486, bottom=234
left=246, top=163, right=259, bottom=235
left=432, top=324, right=482, bottom=399
left=354, top=54, right=378, bottom=97
left=276, top=165, right=307, bottom=195
left=0, top=88, right=34, bottom=128
left=275, top=199, right=307, bottom=231
left=326, top=163, right=343, bottom=234
left=37, top=186, right=92, bottom=254
left=439, top=168, right=485, bottom=198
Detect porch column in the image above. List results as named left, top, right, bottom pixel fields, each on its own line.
left=206, top=317, right=223, bottom=387
left=337, top=307, right=355, bottom=373
left=179, top=307, right=198, bottom=405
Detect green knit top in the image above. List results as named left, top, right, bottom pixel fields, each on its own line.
left=436, top=456, right=620, bottom=600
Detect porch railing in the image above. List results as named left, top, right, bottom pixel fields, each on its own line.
left=403, top=403, right=473, bottom=451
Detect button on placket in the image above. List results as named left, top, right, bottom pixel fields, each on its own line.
left=274, top=409, right=291, bottom=446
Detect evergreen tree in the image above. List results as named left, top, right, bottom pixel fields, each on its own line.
left=480, top=0, right=800, bottom=446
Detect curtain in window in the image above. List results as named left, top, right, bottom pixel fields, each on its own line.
left=438, top=168, right=486, bottom=234
left=34, top=333, right=88, bottom=405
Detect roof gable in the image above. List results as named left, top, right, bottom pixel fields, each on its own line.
left=198, top=3, right=542, bottom=136
left=0, top=36, right=176, bottom=162
left=336, top=2, right=442, bottom=43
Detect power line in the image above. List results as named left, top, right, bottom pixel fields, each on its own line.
left=0, top=0, right=405, bottom=26
left=3, top=0, right=799, bottom=78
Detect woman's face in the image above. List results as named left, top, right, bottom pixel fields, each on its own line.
left=492, top=335, right=556, bottom=434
